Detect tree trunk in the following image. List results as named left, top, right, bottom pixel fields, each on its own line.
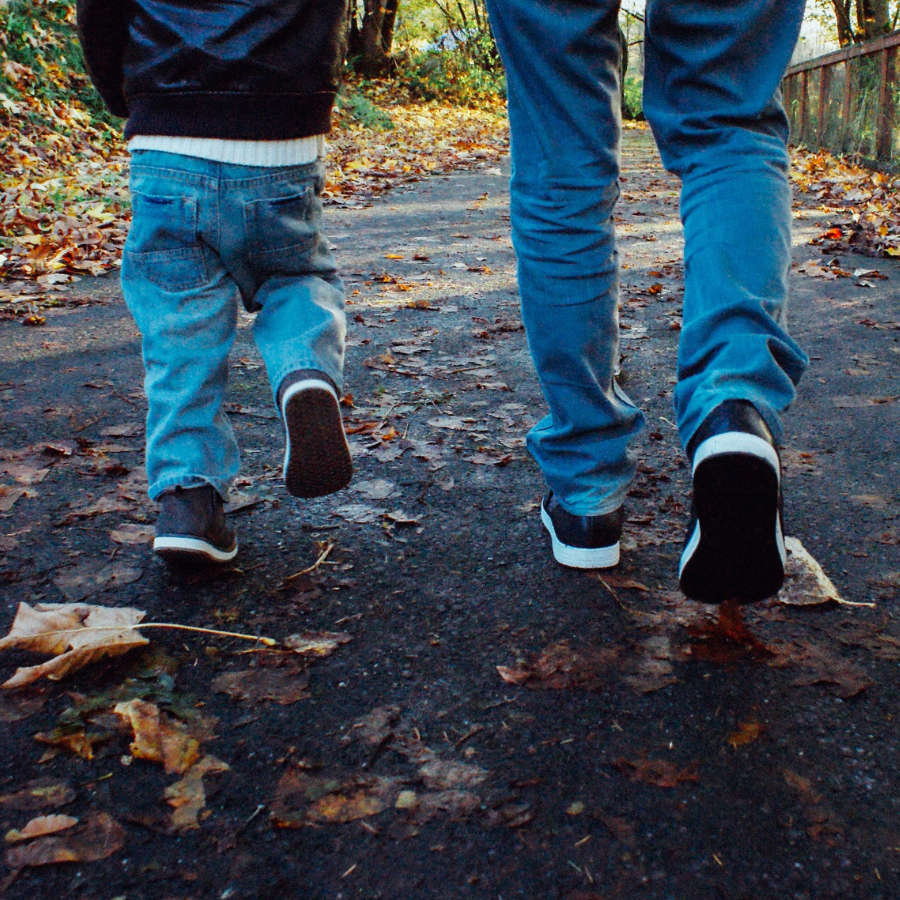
left=382, top=0, right=399, bottom=55
left=831, top=0, right=855, bottom=45
left=347, top=0, right=363, bottom=61
left=358, top=0, right=399, bottom=76
left=856, top=0, right=891, bottom=39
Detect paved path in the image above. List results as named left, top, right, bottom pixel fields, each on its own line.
left=0, top=128, right=899, bottom=899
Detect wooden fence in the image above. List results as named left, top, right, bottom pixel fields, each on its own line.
left=783, top=30, right=900, bottom=164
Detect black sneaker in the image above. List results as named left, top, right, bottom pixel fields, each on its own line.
left=278, top=370, right=352, bottom=498
left=154, top=485, right=238, bottom=564
left=678, top=400, right=785, bottom=604
left=540, top=491, right=623, bottom=569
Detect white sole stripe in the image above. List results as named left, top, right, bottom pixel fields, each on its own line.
left=540, top=505, right=620, bottom=569
left=692, top=432, right=780, bottom=483
left=154, top=536, right=238, bottom=562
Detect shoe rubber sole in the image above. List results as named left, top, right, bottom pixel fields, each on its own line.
left=281, top=379, right=353, bottom=498
left=540, top=504, right=620, bottom=569
left=153, top=535, right=238, bottom=565
left=678, top=437, right=784, bottom=604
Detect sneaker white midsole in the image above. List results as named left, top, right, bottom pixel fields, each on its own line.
left=540, top=505, right=620, bottom=569
left=154, top=535, right=238, bottom=562
left=692, top=432, right=780, bottom=482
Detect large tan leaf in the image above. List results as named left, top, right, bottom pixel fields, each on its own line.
left=0, top=603, right=148, bottom=688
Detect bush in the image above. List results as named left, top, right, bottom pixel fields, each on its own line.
left=404, top=47, right=505, bottom=110
left=623, top=74, right=643, bottom=120
left=335, top=86, right=395, bottom=131
left=0, top=0, right=116, bottom=132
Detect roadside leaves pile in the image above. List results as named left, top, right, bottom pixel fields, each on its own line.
left=792, top=148, right=900, bottom=258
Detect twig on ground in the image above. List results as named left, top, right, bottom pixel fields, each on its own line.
left=284, top=540, right=335, bottom=582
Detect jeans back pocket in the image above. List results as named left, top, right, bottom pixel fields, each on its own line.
left=244, top=187, right=321, bottom=276
left=125, top=191, right=209, bottom=292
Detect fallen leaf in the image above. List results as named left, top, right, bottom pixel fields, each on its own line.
left=109, top=524, right=155, bottom=545
left=4, top=813, right=124, bottom=869
left=53, top=561, right=143, bottom=602
left=0, top=485, right=27, bottom=511
left=779, top=537, right=866, bottom=607
left=613, top=756, right=699, bottom=788
left=114, top=699, right=201, bottom=774
left=686, top=600, right=772, bottom=663
left=727, top=721, right=764, bottom=749
left=0, top=602, right=148, bottom=688
left=164, top=755, right=229, bottom=831
left=497, top=641, right=618, bottom=691
left=283, top=632, right=352, bottom=657
left=783, top=768, right=843, bottom=844
left=0, top=780, right=75, bottom=812
left=5, top=814, right=78, bottom=844
left=34, top=727, right=110, bottom=761
left=352, top=478, right=398, bottom=501
left=768, top=639, right=872, bottom=698
left=212, top=664, right=310, bottom=706
left=418, top=760, right=488, bottom=791
left=270, top=768, right=399, bottom=828
left=601, top=815, right=636, bottom=847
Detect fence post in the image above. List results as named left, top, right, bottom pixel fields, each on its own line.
left=799, top=69, right=809, bottom=145
left=818, top=64, right=830, bottom=147
left=876, top=46, right=896, bottom=160
left=842, top=59, right=853, bottom=154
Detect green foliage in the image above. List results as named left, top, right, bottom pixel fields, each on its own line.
left=403, top=48, right=505, bottom=109
left=0, top=0, right=116, bottom=132
left=623, top=75, right=643, bottom=120
left=335, top=87, right=395, bottom=131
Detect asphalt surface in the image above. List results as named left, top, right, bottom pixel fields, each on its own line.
left=0, top=128, right=899, bottom=900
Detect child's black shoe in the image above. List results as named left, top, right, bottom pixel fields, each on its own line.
left=154, top=485, right=237, bottom=565
left=278, top=370, right=353, bottom=498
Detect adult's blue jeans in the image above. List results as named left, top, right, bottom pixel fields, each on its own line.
left=121, top=151, right=345, bottom=501
left=485, top=0, right=809, bottom=515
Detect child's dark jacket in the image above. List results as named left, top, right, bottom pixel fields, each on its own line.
left=76, top=0, right=347, bottom=140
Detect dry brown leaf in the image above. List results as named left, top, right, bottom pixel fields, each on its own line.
left=283, top=631, right=352, bottom=657
left=4, top=813, right=124, bottom=869
left=53, top=560, right=143, bottom=602
left=212, top=665, right=310, bottom=706
left=164, top=755, right=230, bottom=831
left=613, top=756, right=699, bottom=788
left=270, top=769, right=399, bottom=828
left=0, top=780, right=75, bottom=812
left=497, top=641, right=618, bottom=691
left=114, top=699, right=200, bottom=774
left=5, top=814, right=78, bottom=844
left=780, top=537, right=867, bottom=607
left=109, top=524, right=155, bottom=545
left=0, top=602, right=148, bottom=688
left=418, top=760, right=488, bottom=791
left=727, top=721, right=764, bottom=749
left=768, top=639, right=872, bottom=698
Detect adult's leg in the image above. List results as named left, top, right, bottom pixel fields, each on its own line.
left=485, top=0, right=643, bottom=516
left=643, top=0, right=809, bottom=449
left=122, top=152, right=240, bottom=502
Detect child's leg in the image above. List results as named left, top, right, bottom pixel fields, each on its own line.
left=220, top=159, right=351, bottom=497
left=122, top=152, right=240, bottom=503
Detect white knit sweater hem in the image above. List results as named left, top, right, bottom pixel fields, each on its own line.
left=127, top=135, right=326, bottom=167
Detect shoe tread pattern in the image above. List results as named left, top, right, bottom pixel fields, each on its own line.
left=283, top=386, right=353, bottom=498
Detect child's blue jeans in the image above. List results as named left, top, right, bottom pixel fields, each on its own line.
left=121, top=151, right=345, bottom=501
left=485, top=0, right=809, bottom=515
